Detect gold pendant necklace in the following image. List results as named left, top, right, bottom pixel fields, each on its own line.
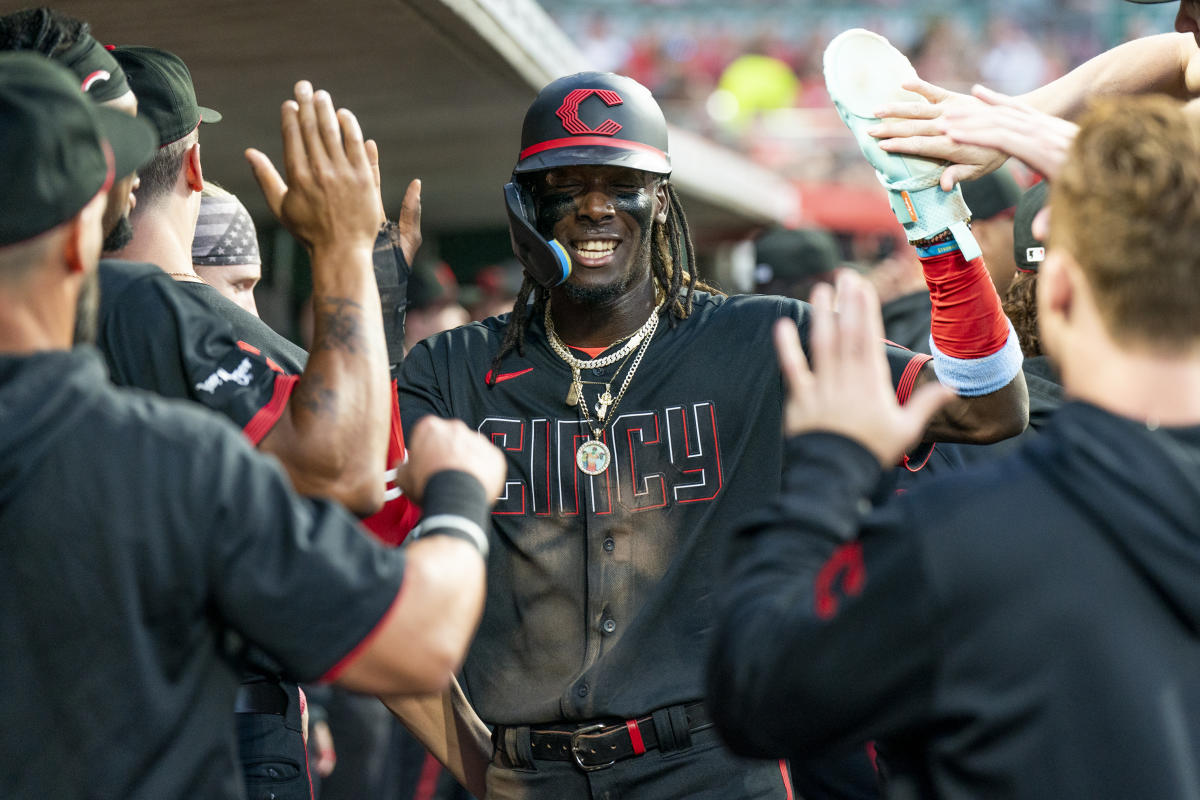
left=546, top=301, right=660, bottom=476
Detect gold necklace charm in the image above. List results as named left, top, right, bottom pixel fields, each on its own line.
left=596, top=386, right=613, bottom=421
left=546, top=299, right=660, bottom=476
left=576, top=439, right=611, bottom=476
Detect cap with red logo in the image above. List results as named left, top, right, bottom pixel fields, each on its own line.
left=512, top=71, right=671, bottom=176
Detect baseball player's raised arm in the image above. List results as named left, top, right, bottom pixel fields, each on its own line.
left=707, top=432, right=939, bottom=756
left=246, top=82, right=391, bottom=516
left=1022, top=33, right=1200, bottom=121
left=207, top=415, right=503, bottom=696
left=870, top=34, right=1200, bottom=187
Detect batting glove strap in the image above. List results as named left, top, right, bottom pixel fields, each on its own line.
left=879, top=172, right=982, bottom=261
left=929, top=323, right=1023, bottom=397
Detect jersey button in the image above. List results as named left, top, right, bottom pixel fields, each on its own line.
left=592, top=367, right=606, bottom=377
left=577, top=683, right=589, bottom=697
left=603, top=538, right=615, bottom=552
left=601, top=618, right=617, bottom=634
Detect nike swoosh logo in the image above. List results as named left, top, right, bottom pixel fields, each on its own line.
left=486, top=367, right=534, bottom=384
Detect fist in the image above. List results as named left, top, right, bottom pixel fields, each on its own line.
left=397, top=416, right=507, bottom=503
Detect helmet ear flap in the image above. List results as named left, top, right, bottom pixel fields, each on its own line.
left=504, top=179, right=572, bottom=289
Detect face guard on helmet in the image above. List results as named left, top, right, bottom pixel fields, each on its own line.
left=504, top=72, right=671, bottom=289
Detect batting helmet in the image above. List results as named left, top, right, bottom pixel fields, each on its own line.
left=512, top=72, right=671, bottom=176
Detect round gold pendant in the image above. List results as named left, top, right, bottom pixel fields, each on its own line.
left=576, top=439, right=611, bottom=475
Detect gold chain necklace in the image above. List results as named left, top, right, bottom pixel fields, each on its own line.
left=545, top=301, right=660, bottom=475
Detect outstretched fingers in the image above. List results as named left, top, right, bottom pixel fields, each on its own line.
left=398, top=178, right=423, bottom=265
left=245, top=148, right=287, bottom=220
left=280, top=98, right=309, bottom=187
left=337, top=106, right=368, bottom=169
left=313, top=89, right=346, bottom=169
left=901, top=77, right=950, bottom=104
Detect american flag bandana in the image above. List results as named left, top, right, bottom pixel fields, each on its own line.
left=192, top=194, right=261, bottom=266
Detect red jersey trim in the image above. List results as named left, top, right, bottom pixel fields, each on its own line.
left=318, top=576, right=407, bottom=684
left=243, top=373, right=299, bottom=445
left=779, top=760, right=794, bottom=800
left=895, top=353, right=932, bottom=406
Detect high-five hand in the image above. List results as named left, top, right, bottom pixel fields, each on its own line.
left=775, top=271, right=954, bottom=466
left=244, top=81, right=379, bottom=254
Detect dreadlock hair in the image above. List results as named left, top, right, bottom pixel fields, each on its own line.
left=487, top=182, right=720, bottom=387
left=1002, top=271, right=1040, bottom=357
left=0, top=8, right=87, bottom=55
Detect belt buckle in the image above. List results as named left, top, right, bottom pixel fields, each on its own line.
left=570, top=723, right=616, bottom=772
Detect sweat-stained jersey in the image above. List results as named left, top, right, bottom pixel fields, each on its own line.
left=398, top=290, right=931, bottom=725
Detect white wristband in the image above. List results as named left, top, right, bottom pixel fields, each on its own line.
left=928, top=323, right=1023, bottom=397
left=409, top=514, right=489, bottom=559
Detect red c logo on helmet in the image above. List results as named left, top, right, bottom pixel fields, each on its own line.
left=556, top=89, right=623, bottom=136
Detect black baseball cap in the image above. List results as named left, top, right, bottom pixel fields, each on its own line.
left=754, top=227, right=840, bottom=286
left=1123, top=1, right=1175, bottom=4
left=1012, top=181, right=1050, bottom=273
left=0, top=52, right=156, bottom=246
left=111, top=45, right=220, bottom=146
left=960, top=166, right=1022, bottom=222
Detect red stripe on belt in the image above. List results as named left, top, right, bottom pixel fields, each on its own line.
left=625, top=719, right=646, bottom=755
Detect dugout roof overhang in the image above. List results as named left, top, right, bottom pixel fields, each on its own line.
left=49, top=0, right=801, bottom=244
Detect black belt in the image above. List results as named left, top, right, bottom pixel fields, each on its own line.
left=505, top=701, right=712, bottom=771
left=235, top=680, right=289, bottom=715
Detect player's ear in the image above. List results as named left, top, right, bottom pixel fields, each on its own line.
left=654, top=179, right=669, bottom=225
left=63, top=191, right=107, bottom=275
left=184, top=141, right=204, bottom=193
left=1039, top=249, right=1073, bottom=326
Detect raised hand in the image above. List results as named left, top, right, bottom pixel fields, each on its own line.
left=868, top=78, right=1009, bottom=190
left=776, top=271, right=954, bottom=466
left=366, top=139, right=423, bottom=265
left=244, top=81, right=379, bottom=254
left=940, top=84, right=1079, bottom=182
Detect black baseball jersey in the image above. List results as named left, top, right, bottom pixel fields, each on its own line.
left=97, top=259, right=297, bottom=443
left=0, top=348, right=407, bottom=799
left=709, top=403, right=1200, bottom=799
left=398, top=290, right=929, bottom=725
left=97, top=258, right=419, bottom=542
left=176, top=280, right=307, bottom=373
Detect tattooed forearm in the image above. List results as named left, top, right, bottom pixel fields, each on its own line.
left=292, top=369, right=337, bottom=417
left=312, top=296, right=365, bottom=354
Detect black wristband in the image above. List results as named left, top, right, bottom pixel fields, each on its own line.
left=422, top=470, right=490, bottom=532
left=410, top=470, right=491, bottom=558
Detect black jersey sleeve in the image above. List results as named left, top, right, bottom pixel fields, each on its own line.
left=395, top=339, right=452, bottom=438
left=97, top=260, right=296, bottom=442
left=198, top=421, right=407, bottom=682
left=708, top=431, right=940, bottom=758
